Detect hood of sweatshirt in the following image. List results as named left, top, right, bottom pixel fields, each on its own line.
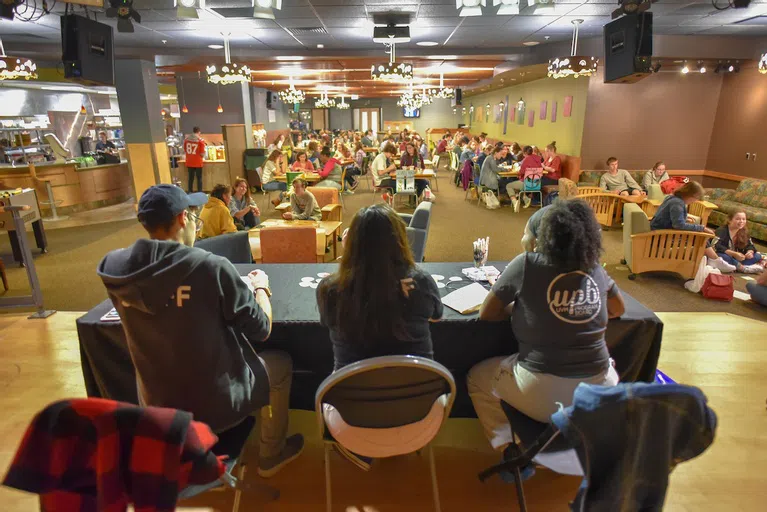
left=97, top=238, right=210, bottom=315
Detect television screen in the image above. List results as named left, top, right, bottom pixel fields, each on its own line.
left=403, top=107, right=420, bottom=118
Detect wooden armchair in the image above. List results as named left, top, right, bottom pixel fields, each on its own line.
left=275, top=186, right=343, bottom=221
left=687, top=200, right=717, bottom=228
left=622, top=203, right=713, bottom=281
left=579, top=193, right=621, bottom=228
left=577, top=186, right=603, bottom=195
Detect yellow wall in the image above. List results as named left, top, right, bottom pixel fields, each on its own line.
left=460, top=76, right=590, bottom=156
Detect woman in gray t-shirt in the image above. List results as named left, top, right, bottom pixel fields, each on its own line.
left=467, top=199, right=625, bottom=452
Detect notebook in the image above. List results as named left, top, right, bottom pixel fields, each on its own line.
left=441, top=282, right=489, bottom=315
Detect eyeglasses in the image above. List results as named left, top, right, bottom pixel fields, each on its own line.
left=187, top=211, right=203, bottom=232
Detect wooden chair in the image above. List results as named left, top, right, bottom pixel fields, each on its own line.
left=577, top=186, right=603, bottom=195
left=687, top=200, right=717, bottom=227
left=277, top=186, right=344, bottom=221
left=623, top=203, right=714, bottom=281
left=259, top=226, right=319, bottom=263
left=579, top=193, right=621, bottom=228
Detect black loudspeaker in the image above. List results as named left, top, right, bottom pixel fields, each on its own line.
left=266, top=91, right=276, bottom=110
left=452, top=88, right=462, bottom=107
left=603, top=13, right=653, bottom=84
left=61, top=14, right=115, bottom=86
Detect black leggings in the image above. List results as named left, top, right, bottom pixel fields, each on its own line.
left=379, top=178, right=428, bottom=196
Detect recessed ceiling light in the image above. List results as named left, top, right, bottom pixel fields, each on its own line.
left=522, top=41, right=539, bottom=47
left=317, top=44, right=324, bottom=48
left=417, top=41, right=439, bottom=47
left=208, top=44, right=224, bottom=49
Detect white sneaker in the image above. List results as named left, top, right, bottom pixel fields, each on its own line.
left=512, top=197, right=520, bottom=213
left=709, top=257, right=736, bottom=273
left=742, top=264, right=764, bottom=274
left=522, top=195, right=532, bottom=209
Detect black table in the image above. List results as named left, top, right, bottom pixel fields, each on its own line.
left=77, top=262, right=662, bottom=417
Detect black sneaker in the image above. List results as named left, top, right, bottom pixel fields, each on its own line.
left=257, top=434, right=305, bottom=478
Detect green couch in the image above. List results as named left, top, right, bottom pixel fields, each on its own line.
left=706, top=178, right=767, bottom=242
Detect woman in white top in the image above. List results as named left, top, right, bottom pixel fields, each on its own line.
left=642, top=161, right=670, bottom=192
left=261, top=149, right=287, bottom=205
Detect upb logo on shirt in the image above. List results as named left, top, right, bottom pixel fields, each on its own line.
left=546, top=271, right=601, bottom=324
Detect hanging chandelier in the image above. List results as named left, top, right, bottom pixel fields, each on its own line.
left=278, top=76, right=306, bottom=104
left=417, top=85, right=432, bottom=106
left=760, top=53, right=767, bottom=74
left=548, top=19, right=598, bottom=79
left=371, top=42, right=413, bottom=83
left=315, top=90, right=336, bottom=109
left=206, top=35, right=251, bottom=85
left=397, top=83, right=423, bottom=110
left=336, top=95, right=350, bottom=109
left=428, top=73, right=455, bottom=99
left=0, top=38, right=37, bottom=81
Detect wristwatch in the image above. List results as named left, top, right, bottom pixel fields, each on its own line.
left=254, top=286, right=272, bottom=297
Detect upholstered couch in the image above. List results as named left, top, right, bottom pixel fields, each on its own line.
left=706, top=178, right=767, bottom=241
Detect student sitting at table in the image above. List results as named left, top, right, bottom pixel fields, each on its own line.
left=400, top=140, right=425, bottom=169
left=353, top=141, right=366, bottom=171
left=262, top=149, right=287, bottom=206
left=479, top=145, right=508, bottom=199
left=642, top=161, right=669, bottom=192
left=229, top=177, right=261, bottom=230
left=291, top=150, right=315, bottom=172
left=282, top=178, right=320, bottom=222
left=306, top=141, right=321, bottom=168
left=541, top=141, right=562, bottom=186
left=460, top=140, right=478, bottom=167
left=361, top=130, right=374, bottom=148
left=316, top=203, right=443, bottom=470
left=380, top=135, right=396, bottom=152
left=372, top=143, right=399, bottom=201
left=267, top=133, right=286, bottom=155
left=198, top=184, right=238, bottom=239
left=510, top=142, right=523, bottom=162
left=436, top=133, right=451, bottom=154
left=476, top=144, right=493, bottom=173
left=599, top=157, right=643, bottom=197
left=468, top=199, right=624, bottom=456
left=507, top=146, right=543, bottom=211
left=453, top=136, right=468, bottom=161
left=316, top=146, right=344, bottom=191
left=418, top=138, right=430, bottom=161
left=98, top=184, right=303, bottom=478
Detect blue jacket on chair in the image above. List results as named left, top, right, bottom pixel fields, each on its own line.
left=551, top=382, right=717, bottom=512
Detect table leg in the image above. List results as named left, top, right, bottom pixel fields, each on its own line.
left=332, top=229, right=338, bottom=260
left=32, top=219, right=48, bottom=253
left=7, top=231, right=22, bottom=264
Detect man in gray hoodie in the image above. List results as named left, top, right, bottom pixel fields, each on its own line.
left=97, top=184, right=303, bottom=478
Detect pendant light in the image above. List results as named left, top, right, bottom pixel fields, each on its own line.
left=179, top=76, right=189, bottom=113
left=206, top=34, right=251, bottom=85
left=278, top=76, right=306, bottom=104
left=548, top=19, right=598, bottom=79
left=371, top=42, right=413, bottom=83
left=0, top=37, right=38, bottom=81
left=216, top=85, right=223, bottom=113
left=428, top=72, right=455, bottom=99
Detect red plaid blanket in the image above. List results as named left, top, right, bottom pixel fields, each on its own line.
left=3, top=398, right=226, bottom=512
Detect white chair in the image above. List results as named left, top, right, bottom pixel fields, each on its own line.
left=315, top=355, right=456, bottom=512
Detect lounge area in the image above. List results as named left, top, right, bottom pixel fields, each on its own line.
left=1, top=3, right=767, bottom=512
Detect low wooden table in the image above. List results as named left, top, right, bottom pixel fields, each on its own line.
left=274, top=172, right=321, bottom=183
left=248, top=219, right=342, bottom=262
left=364, top=147, right=379, bottom=153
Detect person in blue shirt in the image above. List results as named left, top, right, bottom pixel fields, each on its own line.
left=650, top=181, right=714, bottom=235
left=459, top=140, right=478, bottom=167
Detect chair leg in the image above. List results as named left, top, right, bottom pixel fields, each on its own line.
left=0, top=257, right=7, bottom=291
left=231, top=464, right=246, bottom=512
left=324, top=444, right=333, bottom=512
left=428, top=444, right=441, bottom=512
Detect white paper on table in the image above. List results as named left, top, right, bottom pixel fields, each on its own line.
left=740, top=276, right=755, bottom=281
left=462, top=266, right=500, bottom=282
left=240, top=276, right=255, bottom=293
left=441, top=282, right=489, bottom=315
left=733, top=290, right=751, bottom=301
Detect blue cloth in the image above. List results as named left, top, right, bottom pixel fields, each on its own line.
left=550, top=382, right=717, bottom=512
left=746, top=282, right=767, bottom=306
left=459, top=149, right=476, bottom=167
left=718, top=252, right=762, bottom=267
left=650, top=195, right=704, bottom=232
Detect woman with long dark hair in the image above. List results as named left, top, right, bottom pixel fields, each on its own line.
left=468, top=199, right=625, bottom=454
left=316, top=204, right=444, bottom=468
left=318, top=204, right=442, bottom=369
left=709, top=210, right=764, bottom=273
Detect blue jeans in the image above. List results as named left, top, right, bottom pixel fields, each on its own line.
left=717, top=252, right=762, bottom=267
left=746, top=282, right=767, bottom=306
left=263, top=181, right=287, bottom=192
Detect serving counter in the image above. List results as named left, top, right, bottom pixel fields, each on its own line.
left=173, top=159, right=231, bottom=192
left=0, top=161, right=134, bottom=216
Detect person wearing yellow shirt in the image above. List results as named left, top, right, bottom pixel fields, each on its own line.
left=198, top=184, right=237, bottom=239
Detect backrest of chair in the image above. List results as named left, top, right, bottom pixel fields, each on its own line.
left=409, top=200, right=432, bottom=230
left=637, top=230, right=710, bottom=263
left=194, top=231, right=252, bottom=264
left=307, top=186, right=339, bottom=208
left=580, top=193, right=619, bottom=227
left=558, top=178, right=579, bottom=199
left=259, top=226, right=316, bottom=263
left=316, top=356, right=455, bottom=429
left=687, top=201, right=710, bottom=226
left=578, top=186, right=603, bottom=195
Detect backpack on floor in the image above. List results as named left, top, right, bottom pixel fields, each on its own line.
left=701, top=273, right=734, bottom=302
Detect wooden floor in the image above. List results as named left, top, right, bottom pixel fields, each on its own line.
left=0, top=311, right=765, bottom=511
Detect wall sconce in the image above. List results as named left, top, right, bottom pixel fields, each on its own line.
left=516, top=97, right=525, bottom=107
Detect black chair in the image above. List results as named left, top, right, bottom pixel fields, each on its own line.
left=179, top=416, right=280, bottom=510
left=195, top=231, right=253, bottom=264
left=399, top=201, right=432, bottom=262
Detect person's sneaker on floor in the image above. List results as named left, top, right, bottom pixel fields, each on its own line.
left=522, top=194, right=532, bottom=209
left=511, top=197, right=520, bottom=213
left=350, top=180, right=360, bottom=191
left=742, top=264, right=764, bottom=274
left=257, top=434, right=305, bottom=478
left=342, top=189, right=355, bottom=195
left=708, top=257, right=736, bottom=273
left=335, top=444, right=373, bottom=472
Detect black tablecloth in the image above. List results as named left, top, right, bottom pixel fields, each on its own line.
left=77, top=262, right=663, bottom=417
